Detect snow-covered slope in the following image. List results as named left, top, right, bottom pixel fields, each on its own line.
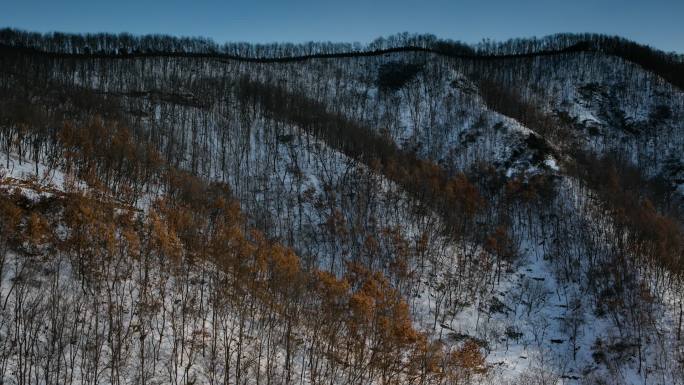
left=0, top=36, right=683, bottom=385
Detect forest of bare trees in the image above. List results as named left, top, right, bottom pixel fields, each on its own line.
left=0, top=30, right=682, bottom=384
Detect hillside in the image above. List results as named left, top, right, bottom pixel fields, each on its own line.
left=0, top=30, right=683, bottom=385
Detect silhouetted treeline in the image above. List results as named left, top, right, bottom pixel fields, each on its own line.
left=0, top=28, right=472, bottom=58
left=3, top=28, right=683, bottom=88
left=475, top=33, right=684, bottom=89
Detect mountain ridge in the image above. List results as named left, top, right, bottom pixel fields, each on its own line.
left=2, top=28, right=683, bottom=90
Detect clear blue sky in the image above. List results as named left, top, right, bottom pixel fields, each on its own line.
left=2, top=0, right=683, bottom=52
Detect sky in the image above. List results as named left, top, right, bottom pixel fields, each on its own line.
left=2, top=0, right=683, bottom=53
